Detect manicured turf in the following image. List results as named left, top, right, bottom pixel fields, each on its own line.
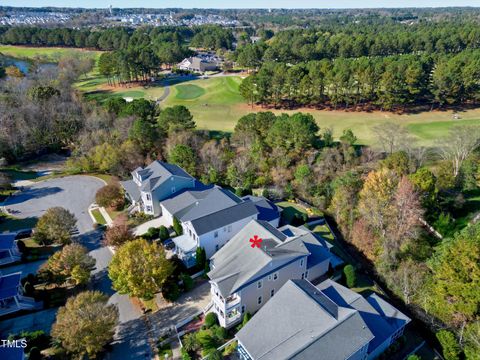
left=91, top=208, right=107, bottom=225
left=161, top=76, right=480, bottom=146
left=175, top=84, right=206, bottom=99
left=67, top=51, right=480, bottom=147
left=0, top=45, right=100, bottom=62
left=276, top=201, right=308, bottom=224
left=0, top=215, right=38, bottom=232
left=406, top=118, right=480, bottom=140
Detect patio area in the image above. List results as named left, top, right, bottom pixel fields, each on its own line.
left=133, top=216, right=171, bottom=236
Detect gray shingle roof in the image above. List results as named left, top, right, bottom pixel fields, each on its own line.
left=133, top=160, right=194, bottom=193
left=162, top=186, right=258, bottom=236
left=0, top=272, right=21, bottom=301
left=242, top=195, right=281, bottom=222
left=190, top=201, right=258, bottom=236
left=316, top=279, right=411, bottom=354
left=236, top=279, right=375, bottom=360
left=0, top=233, right=16, bottom=250
left=208, top=220, right=332, bottom=298
left=120, top=179, right=141, bottom=202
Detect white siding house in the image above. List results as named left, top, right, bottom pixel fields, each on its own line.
left=161, top=187, right=261, bottom=267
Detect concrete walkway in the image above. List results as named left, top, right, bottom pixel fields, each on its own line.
left=152, top=281, right=211, bottom=334
left=133, top=216, right=171, bottom=236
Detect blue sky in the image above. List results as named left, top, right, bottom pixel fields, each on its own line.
left=2, top=1, right=480, bottom=9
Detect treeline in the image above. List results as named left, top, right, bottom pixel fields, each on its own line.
left=0, top=25, right=235, bottom=51
left=240, top=50, right=480, bottom=110
left=240, top=22, right=480, bottom=62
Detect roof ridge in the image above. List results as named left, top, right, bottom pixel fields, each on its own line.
left=190, top=200, right=255, bottom=223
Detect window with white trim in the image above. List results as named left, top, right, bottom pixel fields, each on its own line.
left=273, top=272, right=278, bottom=280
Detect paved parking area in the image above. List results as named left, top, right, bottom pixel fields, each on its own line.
left=4, top=175, right=105, bottom=234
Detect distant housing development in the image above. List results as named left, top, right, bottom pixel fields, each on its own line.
left=236, top=279, right=411, bottom=360
left=207, top=219, right=337, bottom=328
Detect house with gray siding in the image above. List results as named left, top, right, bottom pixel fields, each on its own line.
left=207, top=220, right=333, bottom=328
left=120, top=161, right=196, bottom=216
left=236, top=279, right=410, bottom=360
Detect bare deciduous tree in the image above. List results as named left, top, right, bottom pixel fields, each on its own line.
left=373, top=122, right=413, bottom=154
left=437, top=125, right=480, bottom=178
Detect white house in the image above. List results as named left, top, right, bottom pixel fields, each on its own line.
left=207, top=220, right=334, bottom=328
left=160, top=186, right=280, bottom=267
left=120, top=161, right=196, bottom=216
left=236, top=279, right=411, bottom=360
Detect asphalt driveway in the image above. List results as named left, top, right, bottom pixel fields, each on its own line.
left=4, top=175, right=105, bottom=234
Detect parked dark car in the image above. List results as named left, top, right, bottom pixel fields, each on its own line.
left=163, top=238, right=175, bottom=250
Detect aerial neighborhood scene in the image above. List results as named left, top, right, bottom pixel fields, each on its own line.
left=0, top=1, right=479, bottom=359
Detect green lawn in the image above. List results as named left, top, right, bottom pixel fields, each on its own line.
left=0, top=45, right=100, bottom=62
left=454, top=189, right=480, bottom=229
left=160, top=76, right=480, bottom=146
left=0, top=215, right=38, bottom=232
left=406, top=118, right=480, bottom=141
left=175, top=84, right=206, bottom=99
left=91, top=208, right=106, bottom=225
left=0, top=169, right=40, bottom=181
left=277, top=201, right=308, bottom=224
left=61, top=46, right=480, bottom=147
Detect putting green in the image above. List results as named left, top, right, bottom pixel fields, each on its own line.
left=175, top=84, right=206, bottom=100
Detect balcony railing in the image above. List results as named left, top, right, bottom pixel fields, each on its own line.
left=225, top=294, right=241, bottom=309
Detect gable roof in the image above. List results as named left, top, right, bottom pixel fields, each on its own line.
left=0, top=272, right=21, bottom=301
left=0, top=233, right=16, bottom=250
left=133, top=161, right=194, bottom=193
left=316, top=279, right=411, bottom=353
left=236, top=279, right=375, bottom=360
left=162, top=186, right=258, bottom=236
left=208, top=220, right=332, bottom=298
left=242, top=195, right=281, bottom=222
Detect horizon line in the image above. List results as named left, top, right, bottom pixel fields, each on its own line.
left=1, top=5, right=480, bottom=10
